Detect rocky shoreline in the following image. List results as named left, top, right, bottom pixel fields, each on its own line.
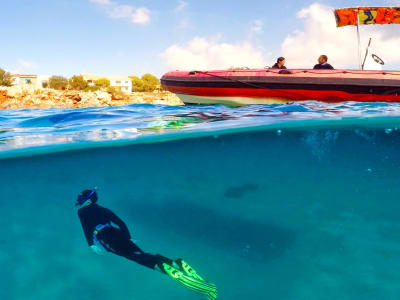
left=0, top=86, right=183, bottom=109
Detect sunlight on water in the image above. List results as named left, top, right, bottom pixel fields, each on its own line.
left=2, top=101, right=400, bottom=152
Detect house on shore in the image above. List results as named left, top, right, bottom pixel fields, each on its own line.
left=11, top=74, right=50, bottom=89
left=11, top=74, right=38, bottom=87
left=81, top=74, right=132, bottom=93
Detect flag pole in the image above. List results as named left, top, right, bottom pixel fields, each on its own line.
left=356, top=9, right=362, bottom=69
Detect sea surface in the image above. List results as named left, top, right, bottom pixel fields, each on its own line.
left=1, top=101, right=400, bottom=300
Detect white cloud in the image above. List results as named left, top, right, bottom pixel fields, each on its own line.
left=89, top=0, right=151, bottom=25
left=131, top=8, right=151, bottom=25
left=89, top=0, right=111, bottom=5
left=109, top=5, right=132, bottom=18
left=175, top=0, right=188, bottom=12
left=250, top=20, right=263, bottom=35
left=281, top=3, right=400, bottom=69
left=18, top=59, right=35, bottom=69
left=10, top=59, right=37, bottom=74
left=162, top=37, right=269, bottom=70
left=174, top=1, right=189, bottom=30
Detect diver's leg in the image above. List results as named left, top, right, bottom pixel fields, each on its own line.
left=98, top=228, right=217, bottom=298
left=97, top=228, right=172, bottom=269
left=125, top=248, right=174, bottom=270
left=127, top=250, right=218, bottom=297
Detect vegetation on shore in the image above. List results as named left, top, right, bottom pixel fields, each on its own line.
left=0, top=68, right=12, bottom=86
left=49, top=76, right=69, bottom=90
left=69, top=75, right=88, bottom=90
left=46, top=73, right=161, bottom=92
left=129, top=74, right=161, bottom=92
left=0, top=67, right=170, bottom=108
left=0, top=67, right=181, bottom=109
left=0, top=67, right=163, bottom=94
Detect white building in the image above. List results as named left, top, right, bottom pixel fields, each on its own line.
left=38, top=76, right=50, bottom=88
left=11, top=74, right=38, bottom=87
left=11, top=74, right=50, bottom=89
left=81, top=74, right=132, bottom=93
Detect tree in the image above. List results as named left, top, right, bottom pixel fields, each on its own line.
left=0, top=68, right=12, bottom=86
left=49, top=76, right=68, bottom=90
left=129, top=76, right=144, bottom=92
left=84, top=86, right=100, bottom=92
left=141, top=73, right=160, bottom=92
left=94, top=77, right=110, bottom=88
left=69, top=75, right=88, bottom=90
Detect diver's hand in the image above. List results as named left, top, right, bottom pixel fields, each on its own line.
left=90, top=245, right=104, bottom=256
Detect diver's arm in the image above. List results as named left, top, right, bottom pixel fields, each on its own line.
left=78, top=211, right=94, bottom=246
left=90, top=245, right=104, bottom=255
left=106, top=209, right=131, bottom=239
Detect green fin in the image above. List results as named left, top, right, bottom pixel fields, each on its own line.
left=176, top=278, right=217, bottom=299
left=175, top=259, right=204, bottom=281
left=162, top=263, right=217, bottom=296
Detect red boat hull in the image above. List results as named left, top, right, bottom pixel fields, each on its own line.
left=161, top=69, right=400, bottom=105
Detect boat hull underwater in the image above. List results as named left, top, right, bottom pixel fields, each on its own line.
left=161, top=69, right=400, bottom=105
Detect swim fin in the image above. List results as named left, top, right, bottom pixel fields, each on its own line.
left=174, top=258, right=204, bottom=281
left=207, top=291, right=218, bottom=300
left=162, top=263, right=217, bottom=299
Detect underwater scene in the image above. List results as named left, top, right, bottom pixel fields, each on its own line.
left=1, top=102, right=400, bottom=300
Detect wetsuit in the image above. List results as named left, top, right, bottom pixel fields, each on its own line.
left=78, top=203, right=172, bottom=269
left=271, top=63, right=287, bottom=69
left=313, top=63, right=334, bottom=70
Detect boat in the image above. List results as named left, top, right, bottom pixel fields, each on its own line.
left=161, top=7, right=400, bottom=105
left=161, top=69, right=400, bottom=105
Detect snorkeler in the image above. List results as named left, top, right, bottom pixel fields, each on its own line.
left=76, top=188, right=217, bottom=300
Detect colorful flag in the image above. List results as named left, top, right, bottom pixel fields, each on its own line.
left=335, top=7, right=400, bottom=27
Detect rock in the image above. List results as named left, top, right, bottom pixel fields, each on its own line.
left=110, top=90, right=129, bottom=101
left=0, top=90, right=7, bottom=103
left=64, top=91, right=81, bottom=102
left=0, top=86, right=184, bottom=109
left=95, top=91, right=112, bottom=102
left=5, top=86, right=23, bottom=98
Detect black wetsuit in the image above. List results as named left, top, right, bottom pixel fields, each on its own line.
left=313, top=63, right=334, bottom=70
left=271, top=63, right=287, bottom=69
left=78, top=203, right=171, bottom=270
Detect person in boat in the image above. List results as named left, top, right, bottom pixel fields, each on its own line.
left=271, top=57, right=287, bottom=69
left=76, top=188, right=217, bottom=299
left=313, top=55, right=334, bottom=69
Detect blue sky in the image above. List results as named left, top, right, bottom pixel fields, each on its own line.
left=1, top=0, right=399, bottom=77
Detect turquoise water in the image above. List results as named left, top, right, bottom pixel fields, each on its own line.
left=1, top=102, right=400, bottom=300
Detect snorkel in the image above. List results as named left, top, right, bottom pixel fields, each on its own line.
left=76, top=187, right=98, bottom=207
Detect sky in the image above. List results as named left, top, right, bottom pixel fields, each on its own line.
left=1, top=0, right=400, bottom=77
